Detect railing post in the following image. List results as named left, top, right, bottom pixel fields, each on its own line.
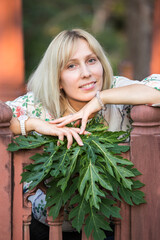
left=81, top=225, right=94, bottom=240
left=0, top=101, right=13, bottom=240
left=130, top=105, right=160, bottom=240
left=47, top=208, right=64, bottom=240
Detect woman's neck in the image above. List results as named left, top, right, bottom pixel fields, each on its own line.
left=63, top=98, right=97, bottom=119
left=68, top=99, right=87, bottom=112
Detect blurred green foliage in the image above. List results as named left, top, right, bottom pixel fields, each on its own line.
left=22, top=0, right=127, bottom=80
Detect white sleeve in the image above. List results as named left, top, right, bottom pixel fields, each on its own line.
left=112, top=74, right=160, bottom=107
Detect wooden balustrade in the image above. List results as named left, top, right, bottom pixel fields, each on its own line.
left=129, top=105, right=160, bottom=240
left=1, top=102, right=160, bottom=240
left=114, top=105, right=160, bottom=240
left=0, top=101, right=13, bottom=240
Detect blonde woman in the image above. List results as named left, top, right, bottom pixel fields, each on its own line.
left=6, top=29, right=160, bottom=239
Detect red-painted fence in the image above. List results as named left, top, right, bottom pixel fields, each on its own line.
left=1, top=102, right=160, bottom=240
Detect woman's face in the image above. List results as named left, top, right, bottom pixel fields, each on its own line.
left=60, top=39, right=103, bottom=111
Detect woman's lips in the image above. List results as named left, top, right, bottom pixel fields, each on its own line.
left=79, top=81, right=96, bottom=90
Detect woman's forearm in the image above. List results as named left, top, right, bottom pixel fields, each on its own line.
left=36, top=84, right=160, bottom=133
left=9, top=117, right=86, bottom=148
left=100, top=84, right=160, bottom=106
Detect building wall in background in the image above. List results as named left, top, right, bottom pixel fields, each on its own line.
left=0, top=0, right=25, bottom=101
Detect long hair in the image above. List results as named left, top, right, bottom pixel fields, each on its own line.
left=27, top=29, right=113, bottom=118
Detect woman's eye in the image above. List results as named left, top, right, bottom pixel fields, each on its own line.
left=88, top=58, right=96, bottom=63
left=67, top=64, right=76, bottom=69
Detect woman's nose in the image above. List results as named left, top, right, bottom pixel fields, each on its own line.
left=80, top=64, right=91, bottom=78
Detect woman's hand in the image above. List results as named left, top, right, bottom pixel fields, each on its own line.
left=51, top=96, right=101, bottom=134
left=27, top=118, right=89, bottom=149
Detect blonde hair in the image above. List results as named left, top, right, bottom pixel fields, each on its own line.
left=27, top=29, right=113, bottom=118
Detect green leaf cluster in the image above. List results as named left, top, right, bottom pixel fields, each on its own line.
left=8, top=117, right=145, bottom=240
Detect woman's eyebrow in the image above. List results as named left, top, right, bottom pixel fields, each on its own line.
left=68, top=53, right=96, bottom=62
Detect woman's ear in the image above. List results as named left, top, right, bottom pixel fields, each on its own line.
left=59, top=82, right=63, bottom=89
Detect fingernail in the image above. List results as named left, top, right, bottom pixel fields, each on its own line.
left=80, top=142, right=84, bottom=146
left=86, top=131, right=91, bottom=135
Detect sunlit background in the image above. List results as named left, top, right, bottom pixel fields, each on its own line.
left=0, top=0, right=159, bottom=101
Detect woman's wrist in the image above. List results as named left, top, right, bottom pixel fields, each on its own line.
left=25, top=118, right=38, bottom=133
left=96, top=91, right=106, bottom=110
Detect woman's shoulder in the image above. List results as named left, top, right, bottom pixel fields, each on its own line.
left=143, top=74, right=160, bottom=81
left=141, top=74, right=160, bottom=91
left=5, top=91, right=44, bottom=118
left=5, top=91, right=34, bottom=104
left=19, top=91, right=35, bottom=102
left=111, top=76, right=140, bottom=88
left=112, top=74, right=160, bottom=89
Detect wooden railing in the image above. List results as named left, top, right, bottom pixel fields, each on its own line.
left=1, top=102, right=160, bottom=240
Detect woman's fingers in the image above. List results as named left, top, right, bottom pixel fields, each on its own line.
left=50, top=116, right=68, bottom=124
left=61, top=129, right=73, bottom=149
left=73, top=119, right=81, bottom=127
left=58, top=114, right=81, bottom=127
left=57, top=127, right=86, bottom=149
left=69, top=129, right=84, bottom=147
left=57, top=133, right=64, bottom=146
left=51, top=114, right=78, bottom=125
left=52, top=114, right=89, bottom=133
left=34, top=120, right=88, bottom=148
left=70, top=127, right=91, bottom=135
left=50, top=113, right=81, bottom=127
left=79, top=116, right=88, bottom=134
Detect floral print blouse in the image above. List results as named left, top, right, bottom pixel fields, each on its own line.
left=5, top=74, right=160, bottom=225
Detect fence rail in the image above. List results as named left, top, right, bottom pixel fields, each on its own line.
left=1, top=102, right=160, bottom=240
